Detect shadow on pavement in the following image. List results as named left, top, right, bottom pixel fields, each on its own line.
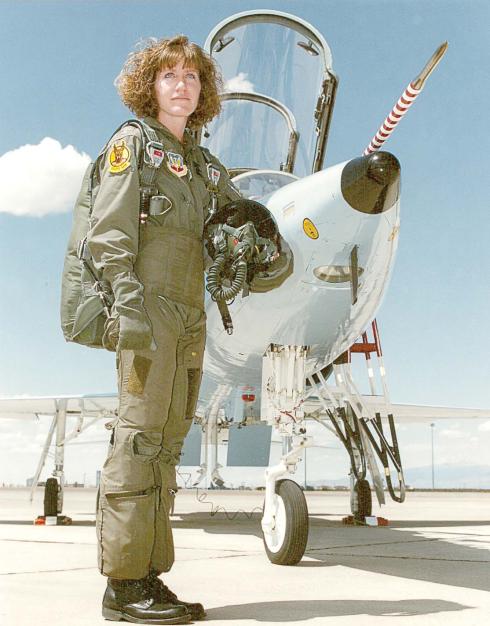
left=207, top=598, right=470, bottom=621
left=173, top=512, right=490, bottom=592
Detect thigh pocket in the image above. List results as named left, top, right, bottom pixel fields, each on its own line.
left=99, top=487, right=157, bottom=578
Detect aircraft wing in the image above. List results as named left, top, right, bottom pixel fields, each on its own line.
left=1, top=391, right=487, bottom=422
left=349, top=395, right=490, bottom=421
left=303, top=392, right=490, bottom=422
left=0, top=393, right=118, bottom=419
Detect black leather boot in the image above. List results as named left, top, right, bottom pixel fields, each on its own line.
left=102, top=577, right=191, bottom=624
left=149, top=571, right=206, bottom=621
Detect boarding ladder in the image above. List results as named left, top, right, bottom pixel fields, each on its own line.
left=306, top=319, right=406, bottom=504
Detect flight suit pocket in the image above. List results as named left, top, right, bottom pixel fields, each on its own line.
left=146, top=187, right=179, bottom=227
left=129, top=430, right=161, bottom=464
left=99, top=487, right=156, bottom=578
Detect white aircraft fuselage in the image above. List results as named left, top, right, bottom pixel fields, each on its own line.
left=202, top=153, right=401, bottom=396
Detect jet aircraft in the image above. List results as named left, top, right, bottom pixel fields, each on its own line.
left=1, top=11, right=489, bottom=565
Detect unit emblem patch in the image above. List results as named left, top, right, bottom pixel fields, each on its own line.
left=303, top=218, right=319, bottom=240
left=167, top=152, right=188, bottom=177
left=108, top=140, right=131, bottom=173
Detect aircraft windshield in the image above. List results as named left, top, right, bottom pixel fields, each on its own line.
left=203, top=12, right=337, bottom=177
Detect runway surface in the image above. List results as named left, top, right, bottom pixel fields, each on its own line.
left=1, top=488, right=489, bottom=625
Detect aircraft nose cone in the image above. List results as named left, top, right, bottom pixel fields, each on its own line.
left=341, top=151, right=401, bottom=214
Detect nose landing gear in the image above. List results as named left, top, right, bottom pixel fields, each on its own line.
left=262, top=479, right=309, bottom=565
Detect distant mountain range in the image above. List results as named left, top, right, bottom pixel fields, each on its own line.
left=305, top=465, right=490, bottom=489
left=403, top=464, right=490, bottom=489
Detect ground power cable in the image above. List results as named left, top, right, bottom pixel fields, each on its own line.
left=175, top=466, right=264, bottom=521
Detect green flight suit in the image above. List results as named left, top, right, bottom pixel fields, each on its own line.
left=87, top=116, right=240, bottom=579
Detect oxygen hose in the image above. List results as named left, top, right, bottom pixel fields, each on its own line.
left=206, top=253, right=248, bottom=302
left=205, top=220, right=259, bottom=334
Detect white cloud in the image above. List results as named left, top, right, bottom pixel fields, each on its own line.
left=478, top=420, right=490, bottom=432
left=440, top=428, right=465, bottom=440
left=224, top=72, right=255, bottom=93
left=0, top=138, right=91, bottom=217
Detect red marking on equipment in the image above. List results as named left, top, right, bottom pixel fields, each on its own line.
left=349, top=319, right=382, bottom=358
left=350, top=342, right=378, bottom=354
left=342, top=515, right=390, bottom=526
left=242, top=393, right=256, bottom=403
left=234, top=238, right=239, bottom=245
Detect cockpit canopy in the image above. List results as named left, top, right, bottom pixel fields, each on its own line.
left=201, top=10, right=337, bottom=180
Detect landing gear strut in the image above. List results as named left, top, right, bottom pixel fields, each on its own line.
left=261, top=345, right=310, bottom=565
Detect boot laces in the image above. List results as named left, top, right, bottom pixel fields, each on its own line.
left=148, top=572, right=178, bottom=602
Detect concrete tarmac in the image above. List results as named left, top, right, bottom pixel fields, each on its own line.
left=1, top=487, right=489, bottom=625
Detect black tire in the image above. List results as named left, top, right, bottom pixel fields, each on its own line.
left=262, top=479, right=309, bottom=565
left=44, top=478, right=58, bottom=517
left=352, top=478, right=372, bottom=520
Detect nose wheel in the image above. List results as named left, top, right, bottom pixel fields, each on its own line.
left=262, top=479, right=309, bottom=565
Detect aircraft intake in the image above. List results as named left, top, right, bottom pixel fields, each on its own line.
left=341, top=151, right=400, bottom=214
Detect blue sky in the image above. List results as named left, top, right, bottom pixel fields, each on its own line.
left=0, top=0, right=489, bottom=484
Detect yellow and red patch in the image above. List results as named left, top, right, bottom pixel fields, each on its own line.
left=108, top=139, right=131, bottom=173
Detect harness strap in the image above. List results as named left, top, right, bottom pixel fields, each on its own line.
left=199, top=147, right=221, bottom=223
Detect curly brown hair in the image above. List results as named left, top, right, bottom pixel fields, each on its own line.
left=116, top=35, right=222, bottom=129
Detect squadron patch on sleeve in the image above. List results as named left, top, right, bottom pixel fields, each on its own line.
left=108, top=139, right=131, bottom=173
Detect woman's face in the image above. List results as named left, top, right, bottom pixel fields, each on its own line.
left=154, top=59, right=201, bottom=123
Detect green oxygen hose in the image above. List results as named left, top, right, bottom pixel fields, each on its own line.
left=206, top=253, right=248, bottom=302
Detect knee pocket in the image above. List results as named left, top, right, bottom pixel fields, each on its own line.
left=101, top=429, right=158, bottom=489
left=130, top=430, right=162, bottom=464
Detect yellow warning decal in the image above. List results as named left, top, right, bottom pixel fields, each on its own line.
left=303, top=218, right=319, bottom=240
left=108, top=139, right=131, bottom=173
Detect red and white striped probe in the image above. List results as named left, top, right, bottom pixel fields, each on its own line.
left=363, top=42, right=448, bottom=155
